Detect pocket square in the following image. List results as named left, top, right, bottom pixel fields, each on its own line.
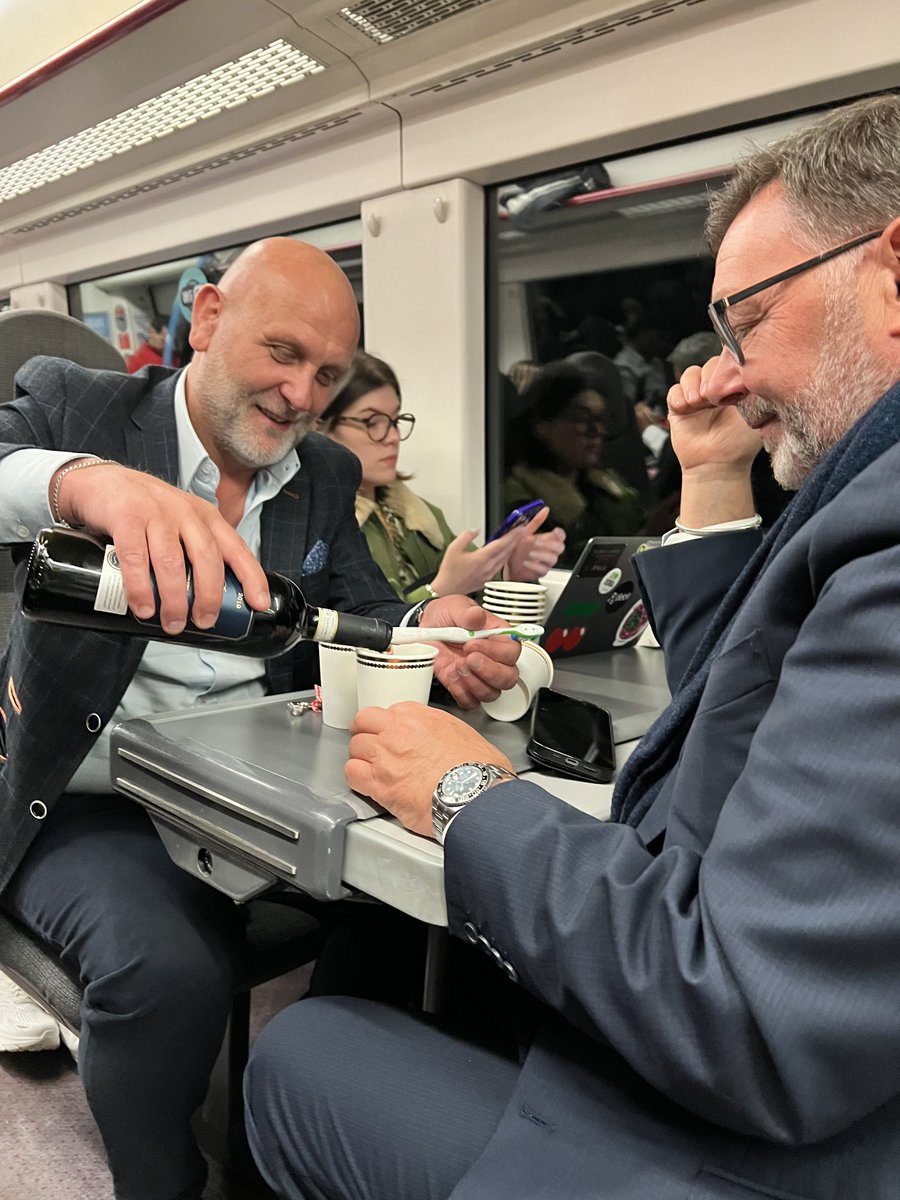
left=302, top=540, right=329, bottom=574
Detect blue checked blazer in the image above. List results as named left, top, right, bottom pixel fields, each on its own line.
left=0, top=357, right=411, bottom=893
left=440, top=391, right=900, bottom=1199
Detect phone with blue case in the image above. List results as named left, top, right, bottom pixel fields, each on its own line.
left=486, top=499, right=545, bottom=542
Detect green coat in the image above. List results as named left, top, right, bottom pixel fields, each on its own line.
left=356, top=481, right=457, bottom=605
left=504, top=462, right=645, bottom=568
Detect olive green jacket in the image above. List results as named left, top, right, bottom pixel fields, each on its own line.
left=356, top=481, right=456, bottom=604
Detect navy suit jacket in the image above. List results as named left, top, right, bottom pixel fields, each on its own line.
left=0, top=358, right=410, bottom=893
left=443, top=437, right=900, bottom=1198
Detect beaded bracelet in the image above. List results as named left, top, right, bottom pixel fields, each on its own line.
left=423, top=582, right=440, bottom=600
left=51, top=458, right=118, bottom=528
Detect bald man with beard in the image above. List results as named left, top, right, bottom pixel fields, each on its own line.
left=0, top=237, right=519, bottom=1200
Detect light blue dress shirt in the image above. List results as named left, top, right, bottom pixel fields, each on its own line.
left=0, top=368, right=300, bottom=792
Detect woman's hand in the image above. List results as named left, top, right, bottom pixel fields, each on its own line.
left=502, top=506, right=565, bottom=581
left=431, top=528, right=520, bottom=597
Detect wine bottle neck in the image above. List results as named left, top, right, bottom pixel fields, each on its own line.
left=309, top=606, right=340, bottom=644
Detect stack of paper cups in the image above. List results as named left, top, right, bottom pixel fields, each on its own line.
left=482, top=580, right=547, bottom=624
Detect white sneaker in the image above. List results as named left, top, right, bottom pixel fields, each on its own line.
left=0, top=969, right=60, bottom=1051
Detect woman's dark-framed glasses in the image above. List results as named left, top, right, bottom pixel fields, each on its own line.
left=336, top=413, right=416, bottom=442
left=708, top=229, right=882, bottom=366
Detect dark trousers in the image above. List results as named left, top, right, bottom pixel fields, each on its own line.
left=244, top=995, right=519, bottom=1200
left=2, top=794, right=249, bottom=1200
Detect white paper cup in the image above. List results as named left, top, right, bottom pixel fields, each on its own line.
left=318, top=643, right=359, bottom=729
left=356, top=643, right=439, bottom=710
left=481, top=639, right=554, bottom=722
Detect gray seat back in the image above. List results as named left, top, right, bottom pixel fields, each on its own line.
left=0, top=309, right=126, bottom=649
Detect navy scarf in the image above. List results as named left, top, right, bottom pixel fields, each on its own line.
left=612, top=381, right=900, bottom=827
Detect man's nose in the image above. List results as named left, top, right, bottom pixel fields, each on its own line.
left=280, top=365, right=317, bottom=410
left=703, top=351, right=748, bottom=408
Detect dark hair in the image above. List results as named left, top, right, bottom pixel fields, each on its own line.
left=149, top=313, right=169, bottom=334
left=318, top=350, right=401, bottom=428
left=507, top=361, right=602, bottom=469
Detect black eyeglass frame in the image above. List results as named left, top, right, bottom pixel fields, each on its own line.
left=708, top=228, right=883, bottom=366
left=334, top=413, right=416, bottom=442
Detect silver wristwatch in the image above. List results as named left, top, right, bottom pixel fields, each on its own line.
left=432, top=761, right=516, bottom=843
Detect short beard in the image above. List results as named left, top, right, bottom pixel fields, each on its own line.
left=199, top=360, right=312, bottom=470
left=758, top=284, right=897, bottom=490
left=212, top=408, right=312, bottom=471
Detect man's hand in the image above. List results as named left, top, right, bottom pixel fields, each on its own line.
left=666, top=358, right=763, bottom=527
left=51, top=460, right=270, bottom=633
left=418, top=594, right=521, bottom=709
left=503, top=505, right=566, bottom=582
left=346, top=703, right=515, bottom=837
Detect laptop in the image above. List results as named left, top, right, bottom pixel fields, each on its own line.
left=541, top=536, right=660, bottom=659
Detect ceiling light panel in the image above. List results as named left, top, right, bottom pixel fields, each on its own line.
left=0, top=39, right=324, bottom=204
left=338, top=0, right=493, bottom=44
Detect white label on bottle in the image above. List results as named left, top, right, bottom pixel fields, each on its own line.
left=94, top=545, right=129, bottom=615
left=314, top=607, right=340, bottom=643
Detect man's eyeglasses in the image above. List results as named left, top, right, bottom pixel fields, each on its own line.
left=334, top=413, right=416, bottom=442
left=708, top=229, right=882, bottom=366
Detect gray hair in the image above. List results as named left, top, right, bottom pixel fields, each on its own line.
left=706, top=92, right=900, bottom=254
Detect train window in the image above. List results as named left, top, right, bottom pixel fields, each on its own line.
left=486, top=116, right=832, bottom=560
left=487, top=159, right=727, bottom=563
left=67, top=218, right=362, bottom=374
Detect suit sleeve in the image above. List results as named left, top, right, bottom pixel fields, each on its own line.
left=444, top=537, right=900, bottom=1146
left=635, top=530, right=760, bottom=691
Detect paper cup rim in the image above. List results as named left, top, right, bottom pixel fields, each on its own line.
left=356, top=643, right=439, bottom=663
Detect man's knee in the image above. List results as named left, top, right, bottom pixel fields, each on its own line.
left=82, top=926, right=236, bottom=1033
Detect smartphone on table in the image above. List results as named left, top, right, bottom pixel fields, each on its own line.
left=486, top=499, right=545, bottom=543
left=526, top=686, right=617, bottom=783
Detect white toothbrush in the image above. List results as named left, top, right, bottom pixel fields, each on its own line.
left=391, top=623, right=544, bottom=645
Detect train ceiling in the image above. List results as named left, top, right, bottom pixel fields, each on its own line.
left=0, top=0, right=729, bottom=236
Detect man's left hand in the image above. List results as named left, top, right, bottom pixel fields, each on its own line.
left=418, top=594, right=521, bottom=710
left=347, top=703, right=514, bottom=837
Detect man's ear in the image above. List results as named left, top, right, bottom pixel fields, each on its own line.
left=188, top=283, right=224, bottom=353
left=880, top=218, right=900, bottom=338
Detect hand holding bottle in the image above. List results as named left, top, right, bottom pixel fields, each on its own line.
left=50, top=458, right=270, bottom=633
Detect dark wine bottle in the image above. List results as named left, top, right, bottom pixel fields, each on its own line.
left=23, top=528, right=394, bottom=655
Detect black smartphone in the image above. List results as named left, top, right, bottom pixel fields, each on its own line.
left=526, top=687, right=617, bottom=783
left=485, top=499, right=545, bottom=543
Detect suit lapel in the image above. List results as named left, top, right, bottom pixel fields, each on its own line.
left=260, top=468, right=310, bottom=579
left=123, top=373, right=180, bottom=483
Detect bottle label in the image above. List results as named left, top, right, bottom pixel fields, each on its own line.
left=94, top=545, right=129, bottom=615
left=96, top=546, right=253, bottom=640
left=205, top=572, right=254, bottom=640
left=312, top=607, right=340, bottom=643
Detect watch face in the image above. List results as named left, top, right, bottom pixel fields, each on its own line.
left=441, top=763, right=485, bottom=802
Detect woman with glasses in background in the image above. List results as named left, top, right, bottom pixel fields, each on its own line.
left=504, top=360, right=645, bottom=567
left=318, top=351, right=565, bottom=604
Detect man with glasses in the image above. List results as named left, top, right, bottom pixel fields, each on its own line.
left=0, top=237, right=520, bottom=1200
left=246, top=93, right=900, bottom=1200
